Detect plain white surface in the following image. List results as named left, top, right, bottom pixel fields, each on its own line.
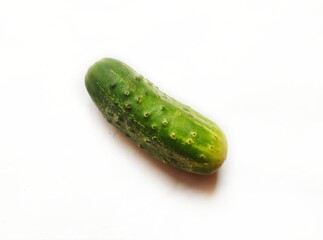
left=1, top=0, right=323, bottom=239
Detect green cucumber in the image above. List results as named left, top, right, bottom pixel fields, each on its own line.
left=85, top=58, right=227, bottom=174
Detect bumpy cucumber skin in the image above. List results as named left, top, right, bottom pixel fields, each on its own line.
left=85, top=58, right=227, bottom=174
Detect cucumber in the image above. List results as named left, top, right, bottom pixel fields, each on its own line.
left=85, top=58, right=227, bottom=174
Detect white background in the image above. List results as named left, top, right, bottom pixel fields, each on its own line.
left=1, top=0, right=323, bottom=239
